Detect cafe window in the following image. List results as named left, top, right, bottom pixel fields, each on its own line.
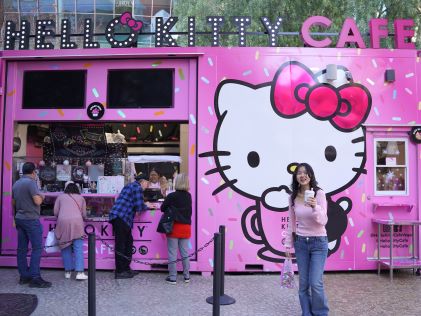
left=374, top=138, right=408, bottom=195
left=107, top=69, right=174, bottom=108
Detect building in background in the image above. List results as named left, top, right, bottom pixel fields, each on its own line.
left=1, top=0, right=173, bottom=47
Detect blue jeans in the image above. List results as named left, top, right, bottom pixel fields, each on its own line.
left=294, top=235, right=329, bottom=316
left=167, top=237, right=190, bottom=281
left=15, top=218, right=43, bottom=279
left=61, top=238, right=85, bottom=272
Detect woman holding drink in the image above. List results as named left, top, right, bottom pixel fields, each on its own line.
left=285, top=163, right=329, bottom=316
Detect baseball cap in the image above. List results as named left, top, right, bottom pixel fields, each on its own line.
left=134, top=174, right=148, bottom=181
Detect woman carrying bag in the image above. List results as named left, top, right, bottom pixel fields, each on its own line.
left=54, top=181, right=88, bottom=280
left=159, top=173, right=192, bottom=285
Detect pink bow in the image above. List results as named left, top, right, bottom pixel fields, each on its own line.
left=271, top=62, right=371, bottom=131
left=120, top=12, right=143, bottom=32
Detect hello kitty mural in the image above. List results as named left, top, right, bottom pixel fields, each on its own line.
left=201, top=61, right=372, bottom=262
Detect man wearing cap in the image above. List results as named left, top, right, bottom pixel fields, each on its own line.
left=109, top=174, right=150, bottom=279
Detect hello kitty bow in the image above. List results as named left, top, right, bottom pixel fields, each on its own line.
left=271, top=62, right=371, bottom=132
left=120, top=12, right=143, bottom=31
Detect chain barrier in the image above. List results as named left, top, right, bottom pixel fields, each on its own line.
left=95, top=234, right=215, bottom=266
left=1, top=233, right=215, bottom=267
left=1, top=235, right=88, bottom=252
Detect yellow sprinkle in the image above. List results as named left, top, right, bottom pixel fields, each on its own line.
left=409, top=244, right=413, bottom=254
left=383, top=82, right=389, bottom=86
left=154, top=110, right=165, bottom=116
left=57, top=109, right=64, bottom=116
left=219, top=179, right=225, bottom=186
left=417, top=57, right=420, bottom=63
left=361, top=243, right=366, bottom=253
left=255, top=51, right=260, bottom=60
left=373, top=249, right=378, bottom=258
left=190, top=144, right=195, bottom=156
left=83, top=63, right=92, bottom=68
left=387, top=127, right=393, bottom=132
left=418, top=101, right=421, bottom=110
left=4, top=161, right=11, bottom=171
left=178, top=68, right=185, bottom=80
left=155, top=253, right=160, bottom=259
left=152, top=61, right=162, bottom=67
left=357, top=48, right=361, bottom=55
left=7, top=89, right=16, bottom=97
left=361, top=193, right=366, bottom=203
left=229, top=240, right=234, bottom=250
left=150, top=125, right=153, bottom=132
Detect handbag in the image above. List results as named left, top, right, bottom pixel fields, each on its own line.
left=157, top=206, right=176, bottom=234
left=45, top=230, right=60, bottom=253
left=280, top=258, right=295, bottom=289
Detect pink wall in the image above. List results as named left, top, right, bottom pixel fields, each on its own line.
left=0, top=47, right=420, bottom=272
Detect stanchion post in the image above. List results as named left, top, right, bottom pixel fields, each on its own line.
left=206, top=233, right=221, bottom=316
left=218, top=225, right=236, bottom=305
left=88, top=233, right=96, bottom=316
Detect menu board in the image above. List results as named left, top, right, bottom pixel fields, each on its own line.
left=98, top=176, right=125, bottom=194
left=50, top=124, right=107, bottom=158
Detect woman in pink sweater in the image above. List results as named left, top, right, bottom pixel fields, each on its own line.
left=285, top=163, right=329, bottom=316
left=54, top=181, right=87, bottom=280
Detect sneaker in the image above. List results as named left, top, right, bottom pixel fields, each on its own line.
left=29, top=277, right=52, bottom=288
left=64, top=271, right=72, bottom=279
left=165, top=276, right=176, bottom=285
left=75, top=272, right=88, bottom=280
left=184, top=277, right=190, bottom=283
left=115, top=271, right=134, bottom=279
left=19, top=276, right=32, bottom=285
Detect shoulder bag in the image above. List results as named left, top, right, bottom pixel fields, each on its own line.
left=157, top=205, right=176, bottom=234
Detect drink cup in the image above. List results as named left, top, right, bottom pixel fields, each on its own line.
left=304, top=190, right=315, bottom=203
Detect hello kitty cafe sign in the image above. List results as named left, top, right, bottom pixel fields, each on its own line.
left=3, top=14, right=416, bottom=50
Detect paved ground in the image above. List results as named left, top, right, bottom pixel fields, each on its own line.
left=0, top=267, right=420, bottom=316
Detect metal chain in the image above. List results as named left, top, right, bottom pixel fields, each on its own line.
left=95, top=234, right=215, bottom=266
left=1, top=235, right=88, bottom=252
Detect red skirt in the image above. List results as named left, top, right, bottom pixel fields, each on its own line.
left=167, top=222, right=191, bottom=239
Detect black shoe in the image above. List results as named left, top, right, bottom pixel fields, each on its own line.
left=115, top=271, right=134, bottom=279
left=184, top=277, right=190, bottom=283
left=165, top=276, right=176, bottom=285
left=129, top=269, right=140, bottom=276
left=19, top=276, right=32, bottom=285
left=29, top=277, right=52, bottom=288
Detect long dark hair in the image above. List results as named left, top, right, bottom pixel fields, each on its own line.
left=64, top=183, right=81, bottom=194
left=290, top=162, right=320, bottom=207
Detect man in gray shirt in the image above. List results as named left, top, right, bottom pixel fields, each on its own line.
left=13, top=162, right=51, bottom=288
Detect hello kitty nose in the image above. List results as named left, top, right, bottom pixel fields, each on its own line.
left=287, top=163, right=298, bottom=174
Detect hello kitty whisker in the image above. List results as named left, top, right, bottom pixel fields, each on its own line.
left=351, top=136, right=365, bottom=144
left=199, top=150, right=231, bottom=158
left=205, top=165, right=231, bottom=175
left=354, top=152, right=364, bottom=157
left=352, top=167, right=367, bottom=174
left=212, top=179, right=238, bottom=195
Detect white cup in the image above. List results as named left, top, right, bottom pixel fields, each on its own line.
left=304, top=190, right=315, bottom=203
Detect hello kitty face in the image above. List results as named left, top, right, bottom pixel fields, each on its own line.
left=210, top=62, right=371, bottom=209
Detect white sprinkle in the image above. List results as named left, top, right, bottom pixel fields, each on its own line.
left=366, top=78, right=375, bottom=86
left=374, top=107, right=380, bottom=116
left=371, top=59, right=378, bottom=68
left=405, top=88, right=413, bottom=95
left=201, top=76, right=210, bottom=84
left=202, top=228, right=210, bottom=236
left=405, top=73, right=414, bottom=78
left=201, top=177, right=209, bottom=184
left=344, top=236, right=349, bottom=245
left=388, top=212, right=394, bottom=221
left=392, top=117, right=401, bottom=121
left=263, top=67, right=269, bottom=77
left=242, top=70, right=252, bottom=76
left=208, top=106, right=214, bottom=116
left=209, top=258, right=214, bottom=267
left=92, top=88, right=99, bottom=98
left=201, top=126, right=209, bottom=134
left=207, top=57, right=214, bottom=66
left=392, top=89, right=397, bottom=99
left=174, top=87, right=180, bottom=93
left=158, top=130, right=162, bottom=137
left=189, top=114, right=196, bottom=124
left=340, top=250, right=345, bottom=259
left=348, top=217, right=354, bottom=227
left=207, top=157, right=214, bottom=167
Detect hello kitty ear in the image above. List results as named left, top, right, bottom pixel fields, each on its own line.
left=215, top=81, right=258, bottom=116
